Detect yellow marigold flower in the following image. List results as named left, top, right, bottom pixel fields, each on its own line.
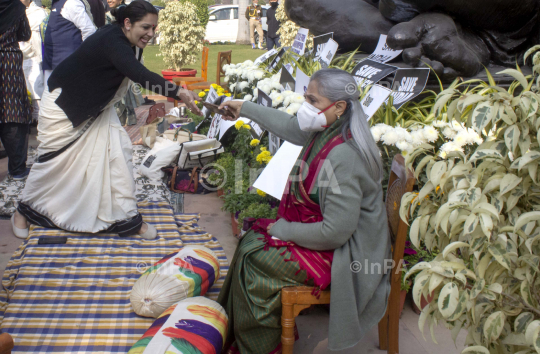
left=250, top=139, right=260, bottom=146
left=194, top=100, right=198, bottom=104
left=257, top=189, right=266, bottom=197
left=234, top=120, right=244, bottom=130
left=225, top=93, right=231, bottom=97
left=242, top=124, right=251, bottom=129
left=260, top=147, right=267, bottom=152
left=211, top=83, right=218, bottom=89
left=204, top=89, right=210, bottom=92
left=198, top=91, right=206, bottom=98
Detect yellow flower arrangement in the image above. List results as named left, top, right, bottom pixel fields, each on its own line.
left=198, top=91, right=206, bottom=98
left=234, top=120, right=244, bottom=130
left=194, top=100, right=198, bottom=104
left=256, top=150, right=273, bottom=164
left=242, top=124, right=251, bottom=130
left=204, top=89, right=210, bottom=92
left=211, top=83, right=218, bottom=89
left=256, top=189, right=267, bottom=197
left=260, top=147, right=267, bottom=152
left=225, top=93, right=231, bottom=97
left=250, top=139, right=260, bottom=146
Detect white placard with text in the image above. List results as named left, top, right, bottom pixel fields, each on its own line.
left=365, top=34, right=402, bottom=63
left=361, top=84, right=392, bottom=120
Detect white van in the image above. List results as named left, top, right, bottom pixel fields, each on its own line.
left=206, top=5, right=270, bottom=44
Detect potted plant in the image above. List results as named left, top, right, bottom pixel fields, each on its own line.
left=158, top=1, right=205, bottom=81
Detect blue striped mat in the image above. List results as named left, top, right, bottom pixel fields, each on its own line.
left=0, top=202, right=228, bottom=353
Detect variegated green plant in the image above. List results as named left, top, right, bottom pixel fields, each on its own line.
left=401, top=48, right=540, bottom=354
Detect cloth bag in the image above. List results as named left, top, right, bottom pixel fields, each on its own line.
left=130, top=246, right=220, bottom=318
left=177, top=139, right=224, bottom=170
left=139, top=138, right=181, bottom=181
left=162, top=128, right=207, bottom=144
left=128, top=297, right=228, bottom=354
left=166, top=167, right=213, bottom=194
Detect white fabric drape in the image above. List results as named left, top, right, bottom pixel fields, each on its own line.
left=21, top=78, right=139, bottom=233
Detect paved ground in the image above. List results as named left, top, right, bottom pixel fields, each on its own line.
left=0, top=109, right=466, bottom=353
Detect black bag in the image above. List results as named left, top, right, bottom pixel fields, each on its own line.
left=162, top=166, right=213, bottom=194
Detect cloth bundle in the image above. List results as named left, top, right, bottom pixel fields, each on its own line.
left=130, top=246, right=220, bottom=318
left=128, top=297, right=228, bottom=354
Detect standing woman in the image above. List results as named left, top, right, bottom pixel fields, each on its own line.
left=11, top=0, right=202, bottom=239
left=106, top=0, right=143, bottom=126
left=217, top=69, right=391, bottom=353
left=0, top=0, right=32, bottom=180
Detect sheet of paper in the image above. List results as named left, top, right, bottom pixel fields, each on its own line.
left=365, top=34, right=402, bottom=63
left=291, top=28, right=309, bottom=56
left=206, top=96, right=232, bottom=139
left=279, top=68, right=295, bottom=91
left=389, top=68, right=430, bottom=109
left=267, top=47, right=286, bottom=71
left=318, top=38, right=338, bottom=68
left=352, top=59, right=398, bottom=88
left=360, top=84, right=392, bottom=120
left=313, top=32, right=334, bottom=60
left=253, top=141, right=303, bottom=200
left=218, top=117, right=250, bottom=140
left=254, top=48, right=278, bottom=66
left=295, top=67, right=310, bottom=94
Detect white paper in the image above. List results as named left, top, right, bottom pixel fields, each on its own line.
left=250, top=121, right=264, bottom=138
left=206, top=96, right=232, bottom=139
left=253, top=141, right=303, bottom=200
left=365, top=34, right=402, bottom=63
left=291, top=28, right=309, bottom=56
left=284, top=63, right=294, bottom=74
left=318, top=38, right=339, bottom=68
left=254, top=48, right=278, bottom=66
left=218, top=117, right=250, bottom=140
left=200, top=87, right=220, bottom=117
left=360, top=84, right=392, bottom=120
left=295, top=67, right=310, bottom=94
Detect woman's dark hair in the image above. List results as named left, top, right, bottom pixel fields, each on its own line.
left=111, top=0, right=158, bottom=27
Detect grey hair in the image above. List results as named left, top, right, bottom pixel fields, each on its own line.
left=310, top=68, right=383, bottom=183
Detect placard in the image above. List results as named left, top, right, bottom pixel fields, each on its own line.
left=365, top=34, right=402, bottom=63
left=352, top=59, right=398, bottom=88
left=313, top=32, right=333, bottom=60
left=279, top=68, right=295, bottom=92
left=284, top=63, right=294, bottom=74
left=218, top=117, right=250, bottom=140
left=291, top=28, right=309, bottom=56
left=317, top=38, right=338, bottom=68
left=389, top=68, right=430, bottom=109
left=254, top=48, right=278, bottom=66
left=295, top=67, right=310, bottom=94
left=206, top=96, right=232, bottom=139
left=252, top=141, right=303, bottom=200
left=255, top=90, right=281, bottom=155
left=267, top=47, right=286, bottom=71
left=360, top=84, right=392, bottom=120
left=200, top=87, right=221, bottom=118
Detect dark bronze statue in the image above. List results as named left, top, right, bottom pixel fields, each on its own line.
left=285, top=0, right=539, bottom=80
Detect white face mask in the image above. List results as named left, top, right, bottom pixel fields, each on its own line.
left=296, top=101, right=335, bottom=132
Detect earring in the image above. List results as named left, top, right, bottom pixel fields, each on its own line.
left=337, top=115, right=340, bottom=120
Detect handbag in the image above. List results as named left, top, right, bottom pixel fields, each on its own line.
left=146, top=103, right=166, bottom=124
left=177, top=139, right=224, bottom=169
left=162, top=128, right=207, bottom=144
left=167, top=166, right=213, bottom=194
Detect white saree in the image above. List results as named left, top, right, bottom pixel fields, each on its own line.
left=20, top=78, right=139, bottom=233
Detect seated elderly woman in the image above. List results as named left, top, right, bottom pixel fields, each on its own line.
left=217, top=68, right=392, bottom=353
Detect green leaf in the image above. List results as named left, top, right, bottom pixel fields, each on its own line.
left=430, top=161, right=447, bottom=187
left=471, top=102, right=493, bottom=133
left=438, top=282, right=459, bottom=318
left=521, top=280, right=536, bottom=308
left=442, top=242, right=470, bottom=260
left=447, top=290, right=469, bottom=321
left=514, top=211, right=540, bottom=232
left=470, top=278, right=485, bottom=300
left=404, top=262, right=432, bottom=283
left=483, top=311, right=505, bottom=343
left=469, top=149, right=503, bottom=163
left=488, top=240, right=512, bottom=270
left=525, top=320, right=540, bottom=346
left=515, top=312, right=534, bottom=334
left=504, top=125, right=520, bottom=154
left=517, top=151, right=540, bottom=171
left=497, top=68, right=529, bottom=89
left=461, top=346, right=490, bottom=354
left=500, top=174, right=522, bottom=196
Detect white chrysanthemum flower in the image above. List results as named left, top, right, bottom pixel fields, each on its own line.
left=230, top=83, right=237, bottom=91
left=272, top=95, right=284, bottom=107
left=278, top=107, right=287, bottom=111
left=374, top=123, right=391, bottom=134
left=269, top=91, right=279, bottom=100
left=244, top=94, right=253, bottom=101
left=396, top=140, right=411, bottom=151
left=382, top=130, right=399, bottom=145
left=451, top=120, right=465, bottom=131
left=261, top=85, right=271, bottom=94
left=224, top=76, right=229, bottom=83
left=410, top=130, right=426, bottom=145
left=422, top=126, right=439, bottom=142
left=252, top=95, right=258, bottom=102
left=247, top=71, right=255, bottom=82
left=393, top=126, right=412, bottom=142
left=223, top=64, right=230, bottom=71
left=282, top=90, right=294, bottom=97
left=455, top=128, right=483, bottom=146
left=370, top=126, right=383, bottom=142
left=254, top=70, right=264, bottom=80
left=238, top=81, right=250, bottom=90
left=242, top=60, right=254, bottom=67
left=287, top=102, right=302, bottom=114
left=442, top=127, right=457, bottom=139
left=272, top=81, right=283, bottom=90
left=292, top=94, right=305, bottom=104
left=439, top=142, right=464, bottom=158
left=283, top=96, right=292, bottom=108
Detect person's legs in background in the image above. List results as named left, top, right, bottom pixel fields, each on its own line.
left=255, top=20, right=264, bottom=49
left=267, top=36, right=281, bottom=50
left=0, top=123, right=30, bottom=178
left=249, top=18, right=257, bottom=49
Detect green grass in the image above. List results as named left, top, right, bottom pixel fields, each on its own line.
left=142, top=44, right=265, bottom=91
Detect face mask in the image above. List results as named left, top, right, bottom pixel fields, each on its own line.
left=296, top=102, right=336, bottom=132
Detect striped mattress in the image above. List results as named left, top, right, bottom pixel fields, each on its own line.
left=0, top=202, right=228, bottom=353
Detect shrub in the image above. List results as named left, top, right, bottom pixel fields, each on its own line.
left=180, top=0, right=210, bottom=28
left=158, top=1, right=205, bottom=71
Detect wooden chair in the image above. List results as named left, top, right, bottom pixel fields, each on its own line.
left=172, top=46, right=209, bottom=86
left=0, top=333, right=14, bottom=354
left=281, top=154, right=415, bottom=354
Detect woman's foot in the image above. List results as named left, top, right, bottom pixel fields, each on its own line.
left=137, top=222, right=157, bottom=240
left=11, top=211, right=29, bottom=239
